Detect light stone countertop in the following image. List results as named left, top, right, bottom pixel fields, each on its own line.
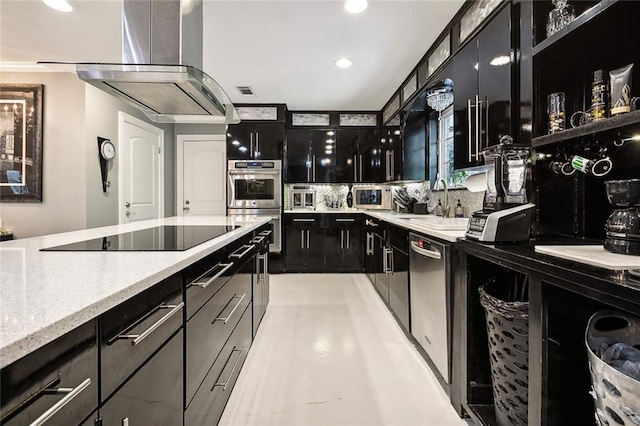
left=284, top=209, right=466, bottom=243
left=0, top=215, right=269, bottom=369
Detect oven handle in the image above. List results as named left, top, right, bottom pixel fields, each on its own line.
left=228, top=171, right=281, bottom=175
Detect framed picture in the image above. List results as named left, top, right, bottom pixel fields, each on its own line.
left=0, top=84, right=43, bottom=202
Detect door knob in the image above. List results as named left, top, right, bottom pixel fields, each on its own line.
left=183, top=207, right=190, bottom=211
left=125, top=202, right=131, bottom=208
left=125, top=211, right=131, bottom=217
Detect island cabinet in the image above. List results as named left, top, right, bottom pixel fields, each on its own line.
left=184, top=237, right=257, bottom=424
left=99, top=273, right=184, bottom=425
left=0, top=321, right=98, bottom=426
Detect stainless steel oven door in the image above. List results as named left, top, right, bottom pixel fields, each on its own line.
left=227, top=171, right=282, bottom=209
left=228, top=208, right=281, bottom=253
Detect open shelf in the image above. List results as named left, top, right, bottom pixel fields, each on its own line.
left=532, top=109, right=640, bottom=147
left=532, top=0, right=619, bottom=56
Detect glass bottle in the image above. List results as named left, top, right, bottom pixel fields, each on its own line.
left=546, top=0, right=575, bottom=38
left=455, top=200, right=464, bottom=218
left=590, top=69, right=607, bottom=122
left=434, top=200, right=444, bottom=217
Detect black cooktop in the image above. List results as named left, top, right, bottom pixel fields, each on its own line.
left=41, top=225, right=239, bottom=252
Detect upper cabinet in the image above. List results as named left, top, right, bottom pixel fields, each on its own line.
left=453, top=3, right=512, bottom=170
left=227, top=105, right=286, bottom=160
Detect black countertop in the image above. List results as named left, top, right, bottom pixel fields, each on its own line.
left=456, top=237, right=640, bottom=313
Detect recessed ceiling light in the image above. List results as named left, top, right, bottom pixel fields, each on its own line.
left=334, top=58, right=353, bottom=68
left=43, top=0, right=73, bottom=12
left=344, top=0, right=368, bottom=14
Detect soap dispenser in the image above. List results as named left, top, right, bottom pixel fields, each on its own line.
left=455, top=199, right=464, bottom=218
left=434, top=200, right=444, bottom=217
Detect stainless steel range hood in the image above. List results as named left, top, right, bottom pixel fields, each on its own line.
left=43, top=0, right=238, bottom=124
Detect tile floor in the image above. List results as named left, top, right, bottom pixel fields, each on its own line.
left=219, top=273, right=469, bottom=425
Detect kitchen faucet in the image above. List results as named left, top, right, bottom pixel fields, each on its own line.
left=439, top=179, right=451, bottom=217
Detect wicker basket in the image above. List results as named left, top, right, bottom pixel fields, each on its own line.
left=586, top=310, right=640, bottom=426
left=479, top=282, right=529, bottom=426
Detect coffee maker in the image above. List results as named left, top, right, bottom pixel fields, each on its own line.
left=604, top=179, right=640, bottom=255
left=466, top=137, right=536, bottom=242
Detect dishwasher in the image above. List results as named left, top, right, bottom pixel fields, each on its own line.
left=409, top=233, right=449, bottom=383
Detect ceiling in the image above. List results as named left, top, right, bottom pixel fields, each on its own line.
left=0, top=0, right=464, bottom=111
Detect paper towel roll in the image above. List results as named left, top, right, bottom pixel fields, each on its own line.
left=464, top=172, right=487, bottom=193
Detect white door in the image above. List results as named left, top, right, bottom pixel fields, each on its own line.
left=177, top=134, right=226, bottom=216
left=119, top=112, right=164, bottom=223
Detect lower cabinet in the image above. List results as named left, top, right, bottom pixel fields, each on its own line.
left=0, top=321, right=98, bottom=426
left=185, top=304, right=253, bottom=426
left=99, top=330, right=184, bottom=426
left=284, top=213, right=364, bottom=272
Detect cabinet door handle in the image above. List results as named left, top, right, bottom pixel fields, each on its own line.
left=467, top=98, right=473, bottom=162
left=306, top=230, right=310, bottom=249
left=335, top=218, right=355, bottom=222
left=0, top=376, right=92, bottom=425
left=251, top=235, right=266, bottom=244
left=212, top=346, right=245, bottom=392
left=346, top=230, right=350, bottom=249
left=229, top=244, right=255, bottom=260
left=359, top=154, right=363, bottom=181
left=341, top=230, right=344, bottom=249
left=300, top=230, right=305, bottom=249
left=390, top=151, right=394, bottom=180
left=115, top=303, right=184, bottom=346
left=484, top=95, right=489, bottom=150
left=386, top=151, right=391, bottom=181
left=214, top=293, right=246, bottom=324
left=353, top=154, right=358, bottom=181
left=475, top=94, right=480, bottom=161
left=312, top=155, right=316, bottom=181
left=307, top=155, right=311, bottom=182
left=250, top=133, right=254, bottom=158
left=191, top=262, right=234, bottom=290
left=255, top=132, right=259, bottom=157
left=366, top=232, right=373, bottom=255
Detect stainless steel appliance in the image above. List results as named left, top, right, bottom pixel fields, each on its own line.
left=409, top=233, right=449, bottom=383
left=289, top=185, right=316, bottom=210
left=466, top=139, right=535, bottom=242
left=227, top=209, right=281, bottom=254
left=228, top=160, right=282, bottom=210
left=352, top=186, right=392, bottom=210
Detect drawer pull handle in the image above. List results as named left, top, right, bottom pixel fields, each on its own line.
left=259, top=230, right=272, bottom=236
left=229, top=244, right=255, bottom=260
left=292, top=218, right=315, bottom=222
left=214, top=293, right=246, bottom=324
left=212, top=346, right=245, bottom=392
left=251, top=235, right=266, bottom=244
left=192, top=262, right=234, bottom=290
left=0, top=375, right=91, bottom=425
left=118, top=303, right=184, bottom=346
left=335, top=218, right=355, bottom=222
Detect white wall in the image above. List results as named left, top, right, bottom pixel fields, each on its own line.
left=84, top=85, right=175, bottom=229
left=0, top=72, right=177, bottom=238
left=0, top=72, right=87, bottom=238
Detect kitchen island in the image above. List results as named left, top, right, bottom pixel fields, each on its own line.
left=0, top=215, right=270, bottom=425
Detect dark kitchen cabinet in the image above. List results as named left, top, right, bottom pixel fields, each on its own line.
left=341, top=129, right=380, bottom=183
left=0, top=321, right=98, bottom=426
left=100, top=330, right=183, bottom=426
left=380, top=125, right=402, bottom=182
left=227, top=123, right=284, bottom=160
left=453, top=3, right=512, bottom=170
left=284, top=215, right=325, bottom=271
left=325, top=215, right=364, bottom=272
left=388, top=232, right=410, bottom=332
left=402, top=111, right=427, bottom=181
left=335, top=129, right=358, bottom=183
left=285, top=129, right=333, bottom=183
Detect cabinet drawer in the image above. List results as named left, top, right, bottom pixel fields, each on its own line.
left=329, top=214, right=362, bottom=226
left=186, top=261, right=252, bottom=404
left=184, top=250, right=236, bottom=321
left=0, top=321, right=98, bottom=426
left=100, top=330, right=183, bottom=426
left=185, top=305, right=252, bottom=426
left=100, top=274, right=183, bottom=401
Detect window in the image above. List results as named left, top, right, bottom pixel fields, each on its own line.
left=437, top=106, right=455, bottom=186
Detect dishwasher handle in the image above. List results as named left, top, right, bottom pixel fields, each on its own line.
left=410, top=241, right=442, bottom=259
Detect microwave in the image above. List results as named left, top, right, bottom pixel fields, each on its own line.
left=290, top=186, right=316, bottom=210
left=353, top=186, right=392, bottom=210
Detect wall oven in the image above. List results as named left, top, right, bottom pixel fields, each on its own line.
left=227, top=160, right=282, bottom=209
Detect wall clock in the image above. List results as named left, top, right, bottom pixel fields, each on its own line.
left=97, top=137, right=115, bottom=192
